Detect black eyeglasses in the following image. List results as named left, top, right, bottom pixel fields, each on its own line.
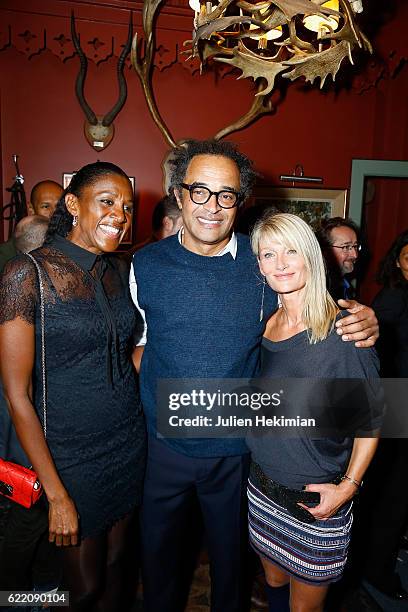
left=331, top=243, right=362, bottom=253
left=180, top=183, right=240, bottom=209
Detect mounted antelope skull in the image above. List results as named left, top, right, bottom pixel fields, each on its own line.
left=71, top=14, right=133, bottom=151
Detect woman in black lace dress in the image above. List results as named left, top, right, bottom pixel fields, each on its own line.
left=0, top=162, right=146, bottom=609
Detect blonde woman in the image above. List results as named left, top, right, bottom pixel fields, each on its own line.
left=247, top=213, right=381, bottom=612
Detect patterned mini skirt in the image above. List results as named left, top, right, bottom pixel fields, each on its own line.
left=248, top=477, right=353, bottom=585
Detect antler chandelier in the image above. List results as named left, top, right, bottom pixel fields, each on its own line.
left=131, top=1, right=371, bottom=146
left=183, top=0, right=371, bottom=137
left=187, top=0, right=370, bottom=86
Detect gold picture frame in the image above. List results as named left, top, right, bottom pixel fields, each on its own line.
left=248, top=187, right=348, bottom=230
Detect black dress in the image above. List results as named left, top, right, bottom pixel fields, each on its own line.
left=0, top=236, right=146, bottom=539
left=372, top=285, right=408, bottom=377
left=354, top=284, right=408, bottom=594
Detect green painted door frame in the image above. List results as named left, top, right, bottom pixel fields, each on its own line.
left=349, top=159, right=408, bottom=225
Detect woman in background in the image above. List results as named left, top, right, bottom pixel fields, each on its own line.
left=0, top=162, right=146, bottom=611
left=247, top=213, right=380, bottom=612
left=372, top=229, right=408, bottom=377
left=353, top=229, right=408, bottom=600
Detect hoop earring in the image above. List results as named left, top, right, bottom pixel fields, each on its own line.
left=72, top=215, right=78, bottom=227
left=260, top=275, right=266, bottom=322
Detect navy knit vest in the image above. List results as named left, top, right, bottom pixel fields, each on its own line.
left=133, top=233, right=277, bottom=457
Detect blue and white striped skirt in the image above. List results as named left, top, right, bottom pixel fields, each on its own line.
left=248, top=477, right=353, bottom=585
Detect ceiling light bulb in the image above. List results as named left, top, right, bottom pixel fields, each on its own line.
left=250, top=7, right=282, bottom=42
left=249, top=25, right=282, bottom=41
left=189, top=0, right=201, bottom=12
left=303, top=0, right=340, bottom=34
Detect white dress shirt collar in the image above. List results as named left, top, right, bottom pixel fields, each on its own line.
left=177, top=229, right=237, bottom=260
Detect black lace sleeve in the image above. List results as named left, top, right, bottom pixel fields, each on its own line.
left=0, top=255, right=38, bottom=325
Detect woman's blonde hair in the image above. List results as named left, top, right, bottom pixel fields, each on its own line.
left=251, top=212, right=338, bottom=343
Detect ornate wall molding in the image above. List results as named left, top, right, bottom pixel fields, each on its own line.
left=0, top=16, right=222, bottom=76
left=0, top=0, right=192, bottom=69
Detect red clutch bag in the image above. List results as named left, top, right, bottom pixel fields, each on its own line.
left=0, top=458, right=43, bottom=508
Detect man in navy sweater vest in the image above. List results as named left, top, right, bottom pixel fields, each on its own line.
left=130, top=140, right=379, bottom=612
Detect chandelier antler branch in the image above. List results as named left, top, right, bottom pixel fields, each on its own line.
left=213, top=84, right=275, bottom=140
left=131, top=0, right=177, bottom=148
left=133, top=0, right=370, bottom=147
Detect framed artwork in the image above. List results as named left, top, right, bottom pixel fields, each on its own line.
left=62, top=173, right=75, bottom=190
left=248, top=186, right=347, bottom=230
left=62, top=173, right=136, bottom=247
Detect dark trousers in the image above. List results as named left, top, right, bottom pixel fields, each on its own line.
left=0, top=384, right=59, bottom=593
left=140, top=436, right=250, bottom=612
left=0, top=496, right=60, bottom=591
left=351, top=439, right=408, bottom=592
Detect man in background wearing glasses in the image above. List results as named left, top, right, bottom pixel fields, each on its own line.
left=318, top=217, right=361, bottom=301
left=130, top=141, right=377, bottom=612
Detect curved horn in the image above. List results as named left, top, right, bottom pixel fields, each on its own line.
left=214, top=83, right=274, bottom=141
left=131, top=1, right=176, bottom=149
left=102, top=12, right=133, bottom=127
left=71, top=13, right=98, bottom=126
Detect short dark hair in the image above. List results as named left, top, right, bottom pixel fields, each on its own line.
left=317, top=217, right=359, bottom=249
left=377, top=229, right=408, bottom=288
left=45, top=162, right=131, bottom=240
left=30, top=180, right=62, bottom=205
left=168, top=139, right=256, bottom=204
left=152, top=195, right=181, bottom=233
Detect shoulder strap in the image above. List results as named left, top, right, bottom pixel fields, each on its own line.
left=25, top=253, right=47, bottom=438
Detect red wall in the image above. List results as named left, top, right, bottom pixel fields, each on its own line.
left=1, top=0, right=407, bottom=298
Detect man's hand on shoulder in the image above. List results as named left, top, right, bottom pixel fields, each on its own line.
left=335, top=299, right=379, bottom=348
